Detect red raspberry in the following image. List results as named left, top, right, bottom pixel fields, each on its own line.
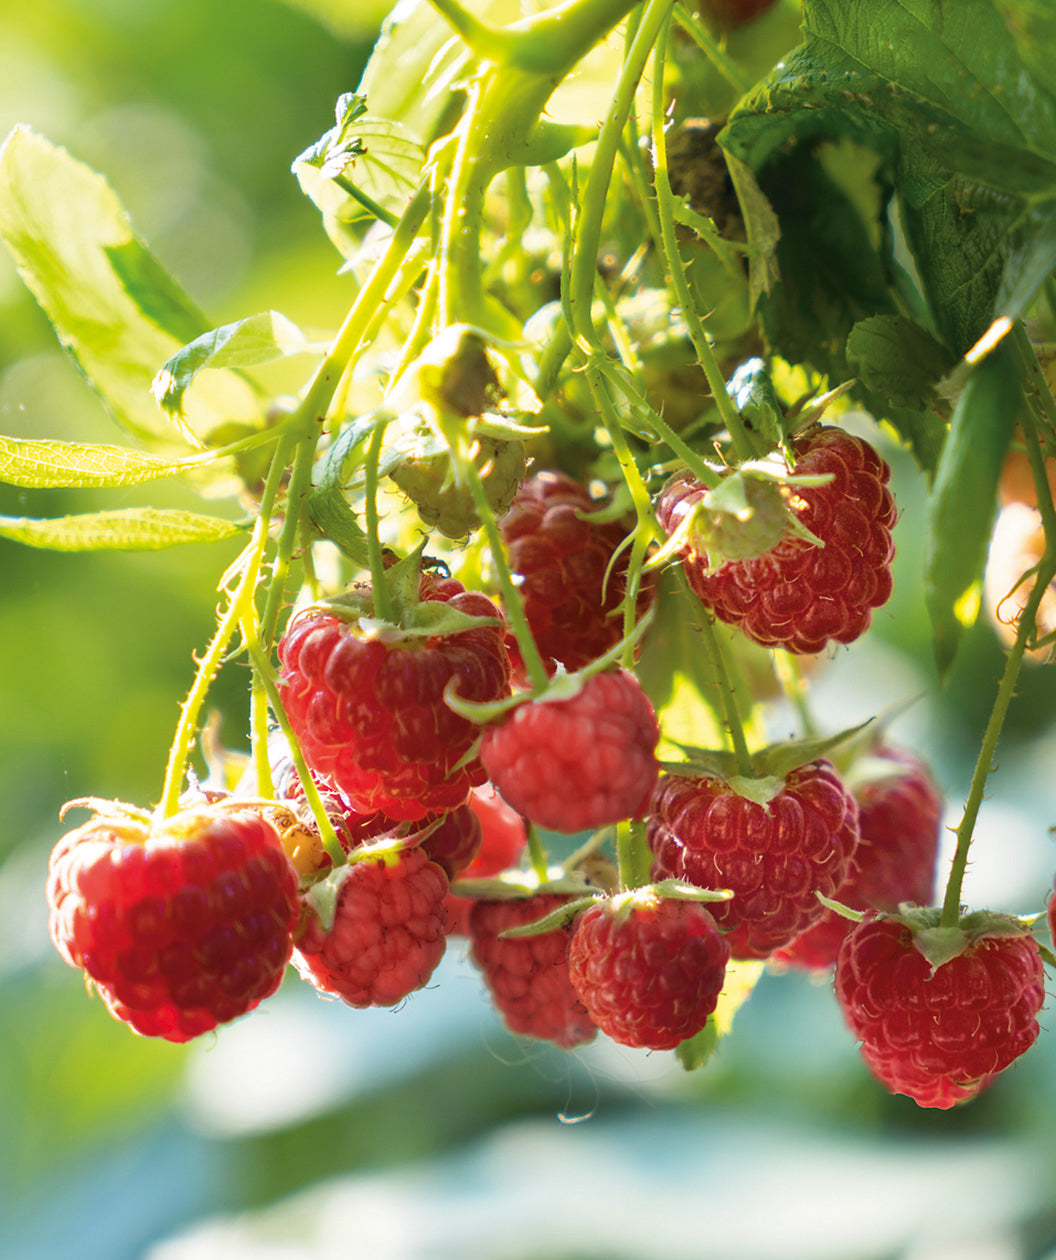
left=480, top=668, right=660, bottom=833
left=775, top=747, right=942, bottom=970
left=293, top=843, right=448, bottom=1007
left=468, top=894, right=596, bottom=1047
left=47, top=805, right=299, bottom=1042
left=834, top=915, right=1045, bottom=1108
left=657, top=426, right=896, bottom=654
left=277, top=573, right=510, bottom=821
left=500, top=471, right=655, bottom=678
left=568, top=890, right=730, bottom=1050
left=647, top=759, right=860, bottom=959
left=445, top=784, right=528, bottom=935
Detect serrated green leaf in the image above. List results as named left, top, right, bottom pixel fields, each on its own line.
left=0, top=127, right=260, bottom=451
left=925, top=341, right=1021, bottom=677
left=0, top=508, right=243, bottom=551
left=726, top=358, right=786, bottom=447
left=723, top=0, right=1056, bottom=361
left=153, top=311, right=315, bottom=416
left=0, top=436, right=182, bottom=489
left=846, top=315, right=954, bottom=412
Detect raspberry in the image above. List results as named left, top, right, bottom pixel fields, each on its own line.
left=47, top=805, right=299, bottom=1042
left=774, top=747, right=942, bottom=970
left=277, top=572, right=511, bottom=821
left=499, top=471, right=655, bottom=678
left=647, top=759, right=860, bottom=959
left=445, top=784, right=528, bottom=935
left=567, top=890, right=730, bottom=1050
left=480, top=668, right=660, bottom=833
left=657, top=426, right=896, bottom=654
left=293, top=843, right=448, bottom=1007
left=468, top=893, right=596, bottom=1047
left=834, top=915, right=1045, bottom=1108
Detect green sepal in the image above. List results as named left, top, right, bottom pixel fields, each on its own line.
left=303, top=863, right=349, bottom=934
left=676, top=1019, right=719, bottom=1072
left=649, top=879, right=734, bottom=905
left=814, top=892, right=865, bottom=923
left=496, top=893, right=601, bottom=938
left=881, top=903, right=1042, bottom=971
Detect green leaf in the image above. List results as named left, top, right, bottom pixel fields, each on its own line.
left=925, top=341, right=1021, bottom=677
left=0, top=436, right=182, bottom=489
left=846, top=315, right=955, bottom=412
left=0, top=127, right=260, bottom=450
left=153, top=311, right=316, bottom=416
left=0, top=508, right=243, bottom=551
left=723, top=0, right=1056, bottom=359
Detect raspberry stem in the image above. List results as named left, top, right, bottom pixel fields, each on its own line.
left=364, top=416, right=396, bottom=624
left=649, top=14, right=757, bottom=465
left=671, top=4, right=753, bottom=95
left=248, top=645, right=346, bottom=866
left=939, top=401, right=1056, bottom=927
left=694, top=597, right=754, bottom=777
left=526, top=824, right=550, bottom=882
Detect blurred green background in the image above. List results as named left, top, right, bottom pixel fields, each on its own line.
left=3, top=3, right=1056, bottom=1258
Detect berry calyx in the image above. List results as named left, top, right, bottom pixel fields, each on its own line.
left=834, top=912, right=1045, bottom=1108
left=293, top=840, right=449, bottom=1008
left=468, top=892, right=597, bottom=1047
left=277, top=570, right=511, bottom=821
left=567, top=888, right=730, bottom=1050
left=657, top=426, right=896, bottom=654
left=480, top=667, right=660, bottom=834
left=647, top=758, right=860, bottom=959
left=47, top=803, right=299, bottom=1042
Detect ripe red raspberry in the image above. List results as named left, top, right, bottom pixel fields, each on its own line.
left=277, top=573, right=510, bottom=821
left=775, top=747, right=942, bottom=970
left=468, top=893, right=596, bottom=1047
left=500, top=471, right=655, bottom=678
left=480, top=668, right=660, bottom=833
left=47, top=805, right=299, bottom=1042
left=445, top=784, right=528, bottom=935
left=834, top=915, right=1045, bottom=1108
left=657, top=426, right=896, bottom=654
left=567, top=890, right=730, bottom=1050
left=647, top=759, right=860, bottom=959
left=293, top=843, right=448, bottom=1007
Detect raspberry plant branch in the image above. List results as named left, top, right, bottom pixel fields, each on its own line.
left=364, top=415, right=396, bottom=623
left=671, top=2, right=753, bottom=95
left=939, top=413, right=1056, bottom=928
left=649, top=14, right=756, bottom=464
left=692, top=594, right=754, bottom=777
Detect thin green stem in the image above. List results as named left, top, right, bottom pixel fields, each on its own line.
left=694, top=603, right=753, bottom=776
left=526, top=824, right=550, bottom=882
left=247, top=648, right=275, bottom=799
left=773, top=651, right=818, bottom=739
left=364, top=417, right=395, bottom=622
left=464, top=455, right=551, bottom=691
left=649, top=15, right=755, bottom=462
left=671, top=4, right=752, bottom=95
left=249, top=646, right=346, bottom=866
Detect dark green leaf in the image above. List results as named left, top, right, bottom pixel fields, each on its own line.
left=846, top=315, right=954, bottom=412
left=925, top=341, right=1021, bottom=677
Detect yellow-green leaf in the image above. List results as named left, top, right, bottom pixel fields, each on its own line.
left=0, top=436, right=182, bottom=489
left=0, top=508, right=243, bottom=551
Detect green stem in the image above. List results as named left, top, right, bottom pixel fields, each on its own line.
left=773, top=651, right=818, bottom=739
left=464, top=455, right=551, bottom=691
left=671, top=3, right=752, bottom=95
left=247, top=647, right=275, bottom=799
left=649, top=15, right=755, bottom=462
left=694, top=602, right=753, bottom=776
left=249, top=646, right=346, bottom=866
left=526, top=824, right=550, bottom=882
left=364, top=417, right=395, bottom=622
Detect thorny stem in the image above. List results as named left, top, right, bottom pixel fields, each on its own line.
left=649, top=15, right=756, bottom=463
left=463, top=454, right=551, bottom=691
left=249, top=646, right=346, bottom=866
left=694, top=600, right=754, bottom=777
left=364, top=416, right=395, bottom=622
left=671, top=3, right=753, bottom=95
left=939, top=381, right=1056, bottom=927
left=157, top=429, right=295, bottom=818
